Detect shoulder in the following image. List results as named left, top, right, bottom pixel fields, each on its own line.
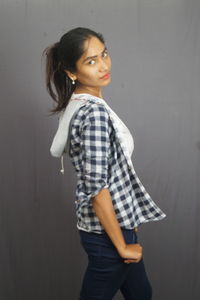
left=85, top=102, right=109, bottom=122
left=74, top=100, right=110, bottom=125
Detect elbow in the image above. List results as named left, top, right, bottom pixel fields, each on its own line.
left=91, top=187, right=110, bottom=204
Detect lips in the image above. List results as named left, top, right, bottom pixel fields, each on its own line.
left=100, top=72, right=110, bottom=79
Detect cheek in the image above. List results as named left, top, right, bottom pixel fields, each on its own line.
left=78, top=69, right=96, bottom=83
left=84, top=68, right=98, bottom=81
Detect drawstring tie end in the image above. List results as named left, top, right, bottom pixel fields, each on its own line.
left=60, top=155, right=65, bottom=174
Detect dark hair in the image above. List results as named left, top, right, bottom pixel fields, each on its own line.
left=42, top=27, right=105, bottom=115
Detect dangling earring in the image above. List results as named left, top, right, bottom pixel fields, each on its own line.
left=72, top=79, right=75, bottom=85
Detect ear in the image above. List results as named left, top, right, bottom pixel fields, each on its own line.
left=64, top=69, right=77, bottom=81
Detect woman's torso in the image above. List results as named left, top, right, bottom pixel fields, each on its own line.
left=68, top=93, right=166, bottom=233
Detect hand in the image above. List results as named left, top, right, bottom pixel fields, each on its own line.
left=118, top=243, right=143, bottom=264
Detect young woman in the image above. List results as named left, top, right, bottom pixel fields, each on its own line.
left=42, top=27, right=166, bottom=300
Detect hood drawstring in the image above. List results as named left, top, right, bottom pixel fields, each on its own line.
left=60, top=155, right=64, bottom=174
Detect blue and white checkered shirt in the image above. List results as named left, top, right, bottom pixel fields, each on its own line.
left=66, top=93, right=166, bottom=233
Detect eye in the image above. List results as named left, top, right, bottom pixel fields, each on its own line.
left=103, top=51, right=108, bottom=58
left=88, top=59, right=95, bottom=65
left=88, top=51, right=109, bottom=65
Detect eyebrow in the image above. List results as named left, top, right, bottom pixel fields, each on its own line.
left=82, top=46, right=107, bottom=63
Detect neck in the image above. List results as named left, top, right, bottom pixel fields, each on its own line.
left=73, top=86, right=103, bottom=99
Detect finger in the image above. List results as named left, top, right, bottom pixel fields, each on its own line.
left=124, top=259, right=137, bottom=264
left=125, top=260, right=139, bottom=264
left=125, top=257, right=141, bottom=263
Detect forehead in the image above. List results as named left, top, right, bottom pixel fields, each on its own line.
left=79, top=36, right=105, bottom=61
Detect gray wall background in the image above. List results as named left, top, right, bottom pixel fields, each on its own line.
left=0, top=0, right=199, bottom=299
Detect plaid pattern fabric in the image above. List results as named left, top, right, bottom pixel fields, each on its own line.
left=68, top=97, right=166, bottom=233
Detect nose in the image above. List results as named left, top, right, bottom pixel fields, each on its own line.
left=99, top=58, right=109, bottom=72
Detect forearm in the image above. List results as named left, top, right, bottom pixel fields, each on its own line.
left=91, top=188, right=126, bottom=254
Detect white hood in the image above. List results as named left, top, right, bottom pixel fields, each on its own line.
left=50, top=97, right=88, bottom=158
left=50, top=94, right=91, bottom=174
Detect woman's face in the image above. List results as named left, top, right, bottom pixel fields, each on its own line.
left=67, top=36, right=112, bottom=93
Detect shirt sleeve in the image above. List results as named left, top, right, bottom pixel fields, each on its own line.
left=80, top=103, right=111, bottom=200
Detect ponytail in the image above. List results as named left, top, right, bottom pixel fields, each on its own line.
left=42, top=42, right=75, bottom=115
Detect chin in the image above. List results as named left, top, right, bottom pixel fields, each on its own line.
left=101, top=79, right=112, bottom=87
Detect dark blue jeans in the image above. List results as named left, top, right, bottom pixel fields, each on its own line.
left=79, top=228, right=152, bottom=300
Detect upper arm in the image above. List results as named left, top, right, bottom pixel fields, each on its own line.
left=80, top=103, right=111, bottom=198
left=80, top=104, right=111, bottom=165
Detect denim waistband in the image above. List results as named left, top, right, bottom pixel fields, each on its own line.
left=79, top=227, right=138, bottom=248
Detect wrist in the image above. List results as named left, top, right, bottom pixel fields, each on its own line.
left=116, top=243, right=127, bottom=255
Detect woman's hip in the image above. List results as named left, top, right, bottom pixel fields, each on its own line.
left=79, top=227, right=138, bottom=260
